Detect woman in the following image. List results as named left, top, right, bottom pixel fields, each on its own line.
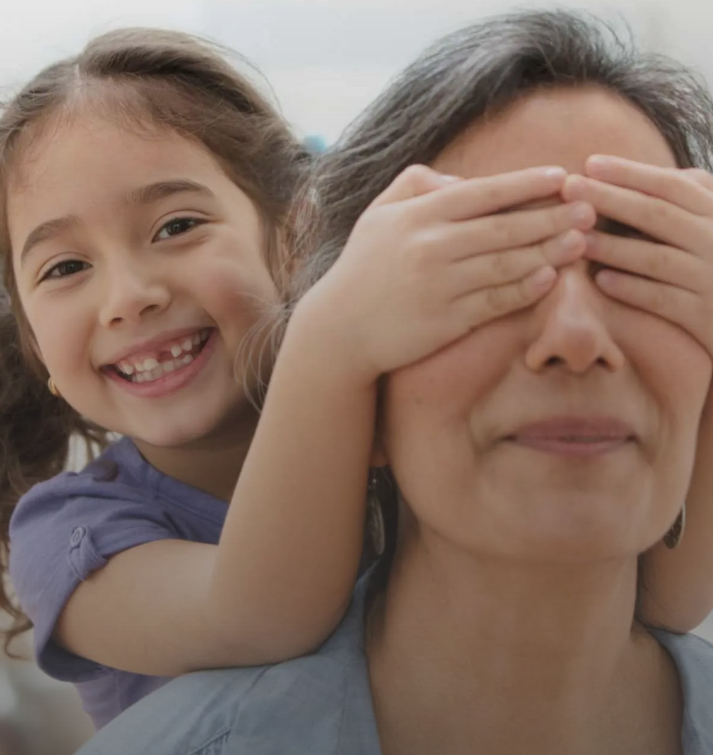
left=77, top=10, right=713, bottom=755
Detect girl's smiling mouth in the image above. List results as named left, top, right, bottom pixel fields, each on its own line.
left=102, top=327, right=216, bottom=398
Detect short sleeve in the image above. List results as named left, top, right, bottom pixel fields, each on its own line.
left=9, top=473, right=178, bottom=683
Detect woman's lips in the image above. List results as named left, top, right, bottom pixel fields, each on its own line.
left=505, top=417, right=636, bottom=457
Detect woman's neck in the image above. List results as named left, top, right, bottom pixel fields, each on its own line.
left=366, top=533, right=682, bottom=755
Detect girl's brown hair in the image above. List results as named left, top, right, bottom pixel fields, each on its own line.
left=0, top=28, right=307, bottom=650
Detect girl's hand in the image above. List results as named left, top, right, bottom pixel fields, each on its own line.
left=304, top=164, right=595, bottom=382
left=562, top=155, right=713, bottom=355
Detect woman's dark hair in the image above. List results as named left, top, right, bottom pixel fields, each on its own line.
left=0, top=28, right=307, bottom=651
left=284, top=9, right=713, bottom=594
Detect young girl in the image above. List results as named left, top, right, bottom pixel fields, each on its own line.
left=1, top=23, right=711, bottom=734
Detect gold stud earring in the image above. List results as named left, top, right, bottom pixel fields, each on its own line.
left=47, top=376, right=61, bottom=398
left=663, top=503, right=686, bottom=549
left=367, top=471, right=385, bottom=557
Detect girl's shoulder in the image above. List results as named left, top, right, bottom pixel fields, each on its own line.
left=7, top=437, right=226, bottom=696
left=16, top=436, right=153, bottom=509
left=12, top=436, right=226, bottom=534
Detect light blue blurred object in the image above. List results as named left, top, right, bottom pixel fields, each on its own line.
left=303, top=134, right=328, bottom=153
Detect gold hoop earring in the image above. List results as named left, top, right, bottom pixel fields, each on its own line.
left=47, top=377, right=61, bottom=398
left=663, top=503, right=686, bottom=549
left=367, top=471, right=385, bottom=557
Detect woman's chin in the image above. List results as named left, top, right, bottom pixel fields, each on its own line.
left=485, top=488, right=672, bottom=563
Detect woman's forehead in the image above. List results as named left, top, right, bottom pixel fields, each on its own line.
left=431, top=86, right=677, bottom=179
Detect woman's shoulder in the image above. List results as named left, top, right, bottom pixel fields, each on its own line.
left=77, top=585, right=377, bottom=755
left=77, top=640, right=364, bottom=755
left=653, top=629, right=713, bottom=753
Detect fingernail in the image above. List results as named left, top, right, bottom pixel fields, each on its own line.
left=569, top=201, right=594, bottom=224
left=596, top=269, right=616, bottom=288
left=439, top=174, right=463, bottom=183
left=557, top=229, right=581, bottom=251
left=543, top=166, right=567, bottom=180
left=586, top=155, right=611, bottom=174
left=531, top=266, right=557, bottom=291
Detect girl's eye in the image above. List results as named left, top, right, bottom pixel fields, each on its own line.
left=41, top=260, right=89, bottom=281
left=154, top=217, right=204, bottom=241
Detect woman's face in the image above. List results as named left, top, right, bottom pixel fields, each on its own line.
left=381, top=87, right=712, bottom=562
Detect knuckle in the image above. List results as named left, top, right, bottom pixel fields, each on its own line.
left=489, top=249, right=519, bottom=281
left=485, top=282, right=514, bottom=315
left=400, top=164, right=434, bottom=189
left=488, top=214, right=518, bottom=249
left=536, top=238, right=555, bottom=263
left=482, top=178, right=508, bottom=207
left=410, top=228, right=441, bottom=266
left=647, top=246, right=668, bottom=277
left=686, top=168, right=713, bottom=189
left=640, top=198, right=667, bottom=230
left=649, top=283, right=669, bottom=313
left=547, top=206, right=568, bottom=235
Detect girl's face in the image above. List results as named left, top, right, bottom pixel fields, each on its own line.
left=10, top=114, right=278, bottom=450
left=381, top=87, right=712, bottom=563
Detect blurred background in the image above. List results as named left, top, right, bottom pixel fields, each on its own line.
left=0, top=0, right=712, bottom=752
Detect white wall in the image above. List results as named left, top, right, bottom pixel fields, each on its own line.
left=0, top=0, right=711, bottom=142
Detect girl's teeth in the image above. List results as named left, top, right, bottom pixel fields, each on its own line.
left=116, top=329, right=210, bottom=382
left=123, top=353, right=196, bottom=384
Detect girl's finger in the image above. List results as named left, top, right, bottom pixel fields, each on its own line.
left=595, top=269, right=701, bottom=335
left=453, top=266, right=557, bottom=329
left=584, top=231, right=703, bottom=293
left=448, top=229, right=585, bottom=297
left=442, top=201, right=594, bottom=262
left=681, top=167, right=713, bottom=192
left=369, top=164, right=463, bottom=208
left=563, top=175, right=710, bottom=254
left=583, top=155, right=713, bottom=216
left=415, top=165, right=568, bottom=222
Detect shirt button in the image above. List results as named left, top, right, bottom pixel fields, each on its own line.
left=70, top=527, right=86, bottom=547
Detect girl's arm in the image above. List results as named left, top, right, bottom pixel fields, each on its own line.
left=57, top=165, right=588, bottom=675
left=640, top=400, right=713, bottom=632
left=57, top=304, right=376, bottom=675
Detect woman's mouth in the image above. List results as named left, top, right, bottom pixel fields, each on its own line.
left=504, top=417, right=636, bottom=457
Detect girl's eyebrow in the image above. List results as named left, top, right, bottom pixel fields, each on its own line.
left=125, top=179, right=215, bottom=207
left=20, top=179, right=215, bottom=267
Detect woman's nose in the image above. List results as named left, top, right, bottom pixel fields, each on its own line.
left=524, top=264, right=625, bottom=374
left=98, top=263, right=172, bottom=327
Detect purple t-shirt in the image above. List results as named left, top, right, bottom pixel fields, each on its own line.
left=8, top=437, right=228, bottom=729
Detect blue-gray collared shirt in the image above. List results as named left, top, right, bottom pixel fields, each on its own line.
left=77, top=578, right=713, bottom=755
